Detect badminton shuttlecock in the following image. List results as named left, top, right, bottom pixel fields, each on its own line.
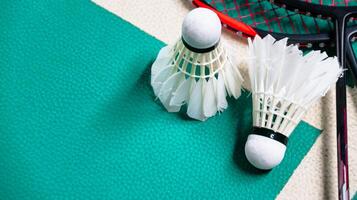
left=245, top=35, right=342, bottom=170
left=151, top=8, right=243, bottom=121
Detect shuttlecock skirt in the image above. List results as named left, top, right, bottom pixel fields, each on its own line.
left=151, top=39, right=243, bottom=121
left=252, top=93, right=307, bottom=137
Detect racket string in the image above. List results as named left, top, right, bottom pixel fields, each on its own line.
left=208, top=0, right=334, bottom=34
left=303, top=0, right=354, bottom=6
left=212, top=0, right=298, bottom=33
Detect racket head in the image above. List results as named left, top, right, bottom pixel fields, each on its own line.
left=190, top=0, right=357, bottom=77
left=191, top=1, right=357, bottom=70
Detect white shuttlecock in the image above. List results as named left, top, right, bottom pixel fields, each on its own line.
left=245, top=35, right=342, bottom=170
left=151, top=8, right=243, bottom=121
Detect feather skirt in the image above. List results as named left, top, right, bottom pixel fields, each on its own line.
left=151, top=40, right=243, bottom=121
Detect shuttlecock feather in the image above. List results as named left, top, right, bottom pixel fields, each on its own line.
left=151, top=8, right=243, bottom=121
left=245, top=35, right=342, bottom=170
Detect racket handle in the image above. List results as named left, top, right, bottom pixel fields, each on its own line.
left=335, top=18, right=349, bottom=200
left=190, top=0, right=257, bottom=37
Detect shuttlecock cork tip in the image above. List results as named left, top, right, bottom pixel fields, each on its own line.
left=244, top=128, right=288, bottom=170
left=182, top=8, right=221, bottom=51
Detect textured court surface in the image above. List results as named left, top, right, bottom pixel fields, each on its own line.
left=0, top=0, right=356, bottom=199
